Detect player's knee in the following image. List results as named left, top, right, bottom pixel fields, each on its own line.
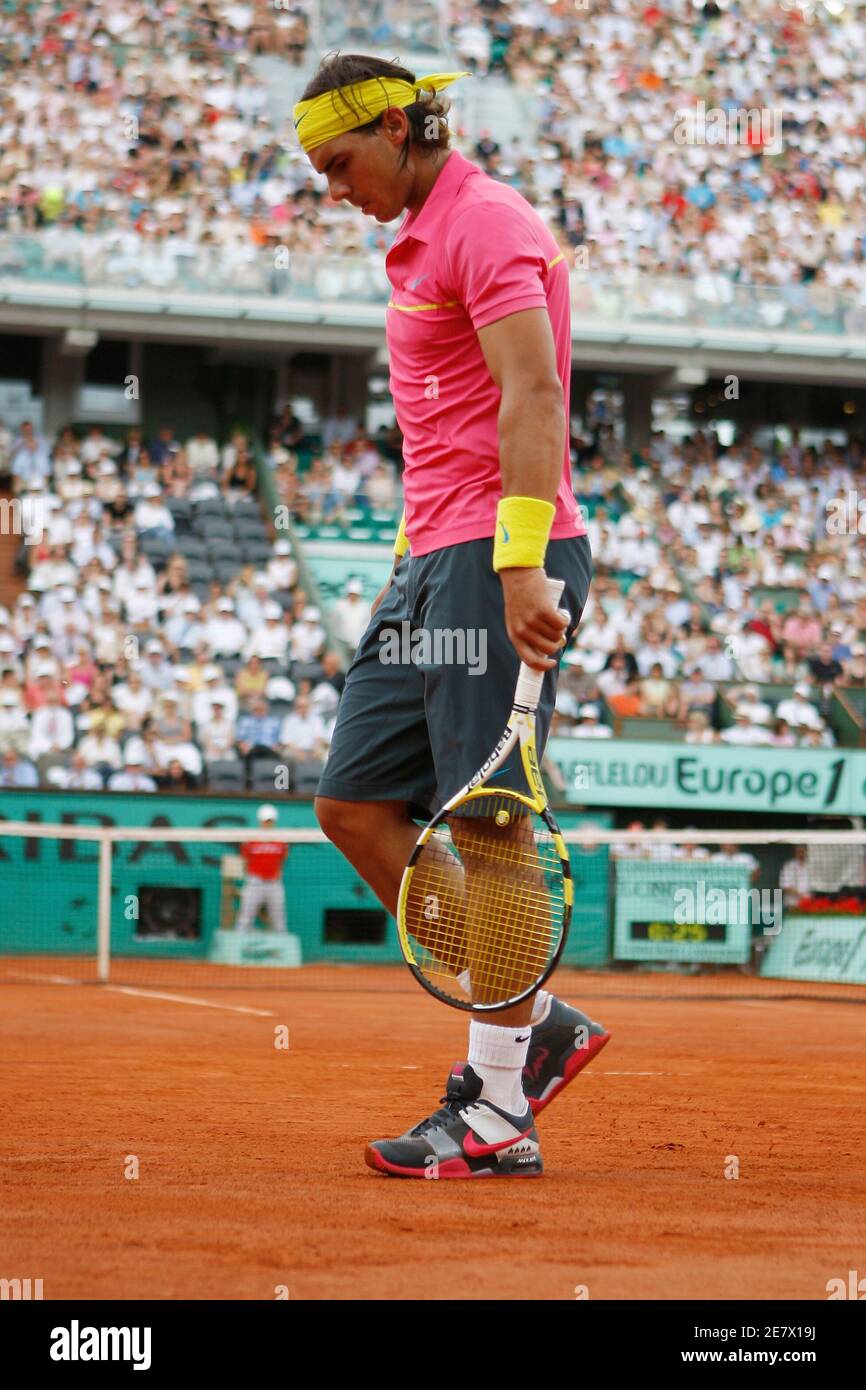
left=314, top=795, right=359, bottom=848
left=315, top=796, right=400, bottom=850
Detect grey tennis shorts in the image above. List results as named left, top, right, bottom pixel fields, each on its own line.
left=316, top=534, right=592, bottom=818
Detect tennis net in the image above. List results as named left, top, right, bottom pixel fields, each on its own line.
left=2, top=821, right=865, bottom=999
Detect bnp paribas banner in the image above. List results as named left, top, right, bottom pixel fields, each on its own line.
left=549, top=738, right=866, bottom=816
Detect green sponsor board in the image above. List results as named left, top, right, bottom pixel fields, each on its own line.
left=0, top=791, right=388, bottom=965
left=0, top=792, right=611, bottom=967
left=614, top=860, right=757, bottom=963
left=761, top=915, right=866, bottom=984
left=550, top=738, right=866, bottom=816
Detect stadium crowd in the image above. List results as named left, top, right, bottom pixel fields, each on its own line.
left=0, top=409, right=409, bottom=792
left=4, top=0, right=866, bottom=329
left=457, top=0, right=866, bottom=314
left=2, top=405, right=866, bottom=793
left=549, top=422, right=866, bottom=748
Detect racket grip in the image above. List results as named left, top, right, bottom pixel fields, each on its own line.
left=514, top=577, right=567, bottom=711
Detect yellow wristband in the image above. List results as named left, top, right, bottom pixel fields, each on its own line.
left=492, top=495, right=556, bottom=571
left=393, top=511, right=409, bottom=558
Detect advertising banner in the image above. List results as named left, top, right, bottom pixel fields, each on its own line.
left=550, top=739, right=866, bottom=816
left=761, top=915, right=866, bottom=984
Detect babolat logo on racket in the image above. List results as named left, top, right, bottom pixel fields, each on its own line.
left=468, top=728, right=513, bottom=788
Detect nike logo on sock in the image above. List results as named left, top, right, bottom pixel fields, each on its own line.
left=516, top=1034, right=531, bottom=1042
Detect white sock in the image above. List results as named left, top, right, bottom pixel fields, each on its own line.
left=468, top=1019, right=531, bottom=1116
left=531, top=989, right=553, bottom=1026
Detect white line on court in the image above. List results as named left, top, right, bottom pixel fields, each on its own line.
left=104, top=985, right=275, bottom=1016
left=735, top=999, right=814, bottom=1008
left=6, top=970, right=82, bottom=985
left=600, top=1070, right=693, bottom=1076
left=5, top=970, right=274, bottom=1017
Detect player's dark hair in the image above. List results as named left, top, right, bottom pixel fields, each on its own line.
left=300, top=51, right=453, bottom=169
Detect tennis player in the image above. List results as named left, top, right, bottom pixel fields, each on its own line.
left=297, top=54, right=610, bottom=1177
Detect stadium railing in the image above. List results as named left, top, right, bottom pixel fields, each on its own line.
left=3, top=237, right=865, bottom=340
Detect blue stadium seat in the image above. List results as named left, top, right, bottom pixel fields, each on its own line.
left=194, top=515, right=232, bottom=538
left=292, top=760, right=326, bottom=793
left=234, top=515, right=268, bottom=537
left=176, top=536, right=208, bottom=559
left=291, top=661, right=325, bottom=684
left=250, top=756, right=284, bottom=792
left=166, top=498, right=193, bottom=521
left=206, top=760, right=246, bottom=790
left=204, top=531, right=237, bottom=550
left=185, top=559, right=214, bottom=584
left=193, top=498, right=230, bottom=517
left=214, top=561, right=243, bottom=584
left=240, top=541, right=272, bottom=564
left=140, top=539, right=174, bottom=570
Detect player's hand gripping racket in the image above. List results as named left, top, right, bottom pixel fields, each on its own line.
left=397, top=576, right=573, bottom=1011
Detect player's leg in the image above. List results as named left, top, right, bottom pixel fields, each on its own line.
left=316, top=795, right=470, bottom=973
left=450, top=806, right=549, bottom=1013
left=314, top=797, right=422, bottom=916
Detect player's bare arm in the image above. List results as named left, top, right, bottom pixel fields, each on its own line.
left=477, top=307, right=569, bottom=671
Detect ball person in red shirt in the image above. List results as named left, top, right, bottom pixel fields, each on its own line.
left=233, top=804, right=289, bottom=933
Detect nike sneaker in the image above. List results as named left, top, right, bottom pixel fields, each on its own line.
left=523, top=997, right=610, bottom=1115
left=365, top=1063, right=543, bottom=1179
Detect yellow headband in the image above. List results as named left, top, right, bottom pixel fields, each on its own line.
left=293, top=71, right=472, bottom=155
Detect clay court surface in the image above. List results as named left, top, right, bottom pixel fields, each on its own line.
left=3, top=964, right=865, bottom=1301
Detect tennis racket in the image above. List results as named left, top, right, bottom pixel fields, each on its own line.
left=396, top=575, right=573, bottom=1012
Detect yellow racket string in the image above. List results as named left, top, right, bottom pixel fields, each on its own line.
left=401, top=792, right=567, bottom=1006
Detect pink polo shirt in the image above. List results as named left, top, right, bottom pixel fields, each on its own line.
left=385, top=149, right=584, bottom=558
